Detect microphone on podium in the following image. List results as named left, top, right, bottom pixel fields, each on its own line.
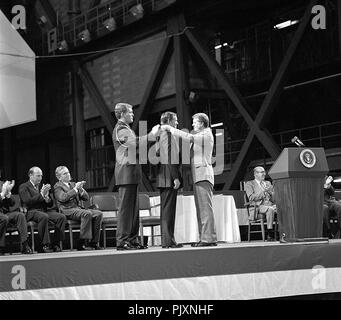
left=291, top=136, right=305, bottom=147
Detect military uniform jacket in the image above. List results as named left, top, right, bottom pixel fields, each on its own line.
left=112, top=120, right=150, bottom=186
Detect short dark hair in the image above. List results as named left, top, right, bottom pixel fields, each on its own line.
left=114, top=103, right=132, bottom=120
left=160, top=111, right=177, bottom=124
left=193, top=113, right=209, bottom=128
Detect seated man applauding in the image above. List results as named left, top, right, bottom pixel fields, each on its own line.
left=19, top=167, right=66, bottom=253
left=245, top=166, right=277, bottom=241
left=53, top=166, right=103, bottom=250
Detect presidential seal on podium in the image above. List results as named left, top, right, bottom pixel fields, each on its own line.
left=300, top=148, right=316, bottom=168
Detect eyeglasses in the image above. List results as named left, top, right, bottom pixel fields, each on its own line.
left=256, top=171, right=265, bottom=174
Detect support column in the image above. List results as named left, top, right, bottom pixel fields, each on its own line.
left=169, top=14, right=192, bottom=190
left=71, top=62, right=86, bottom=181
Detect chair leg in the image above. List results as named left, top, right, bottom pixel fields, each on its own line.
left=151, top=227, right=154, bottom=246
left=30, top=225, right=35, bottom=252
left=139, top=220, right=144, bottom=246
left=68, top=223, right=73, bottom=250
left=261, top=220, right=265, bottom=241
left=103, top=226, right=107, bottom=249
left=248, top=223, right=251, bottom=242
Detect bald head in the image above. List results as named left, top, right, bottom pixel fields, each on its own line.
left=28, top=167, right=43, bottom=185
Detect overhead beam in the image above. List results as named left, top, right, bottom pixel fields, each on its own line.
left=258, top=0, right=319, bottom=128
left=132, top=36, right=173, bottom=131
left=185, top=29, right=280, bottom=158
left=225, top=0, right=318, bottom=189
left=78, top=66, right=116, bottom=134
left=37, top=0, right=58, bottom=26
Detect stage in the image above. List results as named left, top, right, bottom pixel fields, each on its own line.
left=1, top=239, right=341, bottom=300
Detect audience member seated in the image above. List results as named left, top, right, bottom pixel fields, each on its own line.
left=0, top=180, right=32, bottom=255
left=245, top=166, right=277, bottom=241
left=323, top=175, right=341, bottom=238
left=19, top=167, right=66, bottom=253
left=53, top=166, right=103, bottom=250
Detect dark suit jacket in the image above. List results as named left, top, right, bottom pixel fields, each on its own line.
left=0, top=181, right=15, bottom=214
left=112, top=120, right=144, bottom=186
left=53, top=181, right=89, bottom=211
left=156, top=131, right=181, bottom=188
left=19, top=180, right=53, bottom=212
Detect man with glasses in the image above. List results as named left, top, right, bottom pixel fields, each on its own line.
left=245, top=166, right=276, bottom=241
left=54, top=166, right=103, bottom=250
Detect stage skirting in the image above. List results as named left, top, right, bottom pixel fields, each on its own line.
left=1, top=240, right=341, bottom=300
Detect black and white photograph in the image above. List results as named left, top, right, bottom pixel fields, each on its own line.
left=1, top=0, right=341, bottom=302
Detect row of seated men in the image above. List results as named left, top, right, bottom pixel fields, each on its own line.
left=0, top=166, right=103, bottom=255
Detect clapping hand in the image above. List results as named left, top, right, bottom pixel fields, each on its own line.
left=41, top=184, right=51, bottom=197
left=7, top=180, right=15, bottom=192
left=1, top=181, right=10, bottom=196
left=75, top=181, right=86, bottom=190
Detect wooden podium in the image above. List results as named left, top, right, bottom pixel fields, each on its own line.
left=268, top=148, right=329, bottom=241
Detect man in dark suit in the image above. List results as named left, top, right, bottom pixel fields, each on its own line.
left=0, top=180, right=32, bottom=255
left=112, top=102, right=160, bottom=250
left=19, top=167, right=66, bottom=252
left=53, top=166, right=103, bottom=250
left=156, top=112, right=182, bottom=249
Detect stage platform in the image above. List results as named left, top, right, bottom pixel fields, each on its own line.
left=1, top=239, right=341, bottom=300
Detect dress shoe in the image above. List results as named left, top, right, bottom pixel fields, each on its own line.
left=53, top=245, right=62, bottom=252
left=41, top=245, right=53, bottom=253
left=21, top=243, right=33, bottom=254
left=130, top=242, right=148, bottom=249
left=162, top=243, right=183, bottom=249
left=89, top=243, right=104, bottom=250
left=191, top=242, right=217, bottom=247
left=77, top=244, right=95, bottom=251
left=117, top=243, right=135, bottom=251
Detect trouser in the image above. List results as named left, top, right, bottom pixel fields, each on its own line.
left=257, top=205, right=275, bottom=229
left=160, top=187, right=178, bottom=247
left=117, top=184, right=139, bottom=247
left=26, top=210, right=51, bottom=245
left=193, top=181, right=217, bottom=243
left=62, top=208, right=103, bottom=243
left=0, top=211, right=28, bottom=247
